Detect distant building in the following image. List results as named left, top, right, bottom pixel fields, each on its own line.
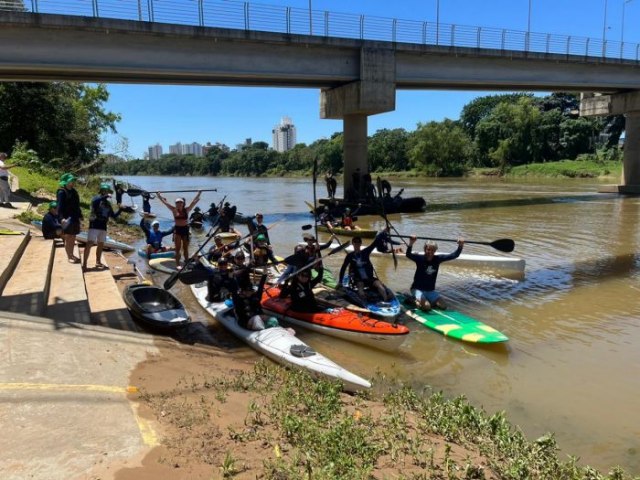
left=169, top=141, right=203, bottom=157
left=272, top=116, right=297, bottom=152
left=148, top=143, right=163, bottom=160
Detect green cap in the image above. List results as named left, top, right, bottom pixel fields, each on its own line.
left=99, top=182, right=113, bottom=192
left=48, top=201, right=58, bottom=209
left=256, top=234, right=267, bottom=242
left=59, top=173, right=76, bottom=187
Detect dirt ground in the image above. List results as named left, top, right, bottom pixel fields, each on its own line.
left=94, top=252, right=495, bottom=480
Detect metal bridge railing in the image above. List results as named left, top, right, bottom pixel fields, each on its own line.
left=1, top=0, right=639, bottom=62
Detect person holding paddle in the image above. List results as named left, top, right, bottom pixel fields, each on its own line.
left=405, top=235, right=464, bottom=311
left=158, top=190, right=202, bottom=269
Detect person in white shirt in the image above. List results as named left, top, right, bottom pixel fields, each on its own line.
left=0, top=152, right=17, bottom=208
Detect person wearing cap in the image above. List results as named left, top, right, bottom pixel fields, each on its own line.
left=82, top=182, right=122, bottom=270
left=0, top=152, right=18, bottom=208
left=206, top=202, right=219, bottom=221
left=56, top=173, right=83, bottom=263
left=249, top=212, right=270, bottom=244
left=340, top=207, right=360, bottom=231
left=139, top=217, right=174, bottom=256
left=302, top=231, right=336, bottom=279
left=42, top=201, right=62, bottom=240
left=205, top=257, right=239, bottom=302
left=251, top=233, right=277, bottom=267
left=157, top=190, right=202, bottom=268
left=231, top=273, right=285, bottom=332
left=338, top=231, right=392, bottom=302
left=206, top=234, right=232, bottom=263
left=318, top=205, right=335, bottom=227
left=279, top=268, right=324, bottom=313
left=189, top=206, right=205, bottom=227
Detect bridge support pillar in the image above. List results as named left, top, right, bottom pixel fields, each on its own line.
left=581, top=91, right=640, bottom=193
left=320, top=48, right=396, bottom=199
left=622, top=112, right=640, bottom=189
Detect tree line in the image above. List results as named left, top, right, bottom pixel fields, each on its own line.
left=0, top=83, right=622, bottom=178
left=103, top=93, right=623, bottom=178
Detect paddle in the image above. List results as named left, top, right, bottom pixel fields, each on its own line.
left=267, top=241, right=350, bottom=291
left=376, top=177, right=398, bottom=269
left=127, top=187, right=218, bottom=197
left=163, top=223, right=219, bottom=290
left=391, top=235, right=515, bottom=253
left=311, top=156, right=319, bottom=244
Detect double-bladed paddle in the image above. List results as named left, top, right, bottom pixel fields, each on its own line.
left=127, top=187, right=218, bottom=197
left=391, top=235, right=515, bottom=253
left=163, top=223, right=220, bottom=290
left=376, top=177, right=398, bottom=269
left=267, top=241, right=350, bottom=290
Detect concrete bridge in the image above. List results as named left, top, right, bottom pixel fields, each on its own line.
left=1, top=4, right=640, bottom=193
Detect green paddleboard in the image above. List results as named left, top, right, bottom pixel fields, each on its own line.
left=398, top=294, right=508, bottom=344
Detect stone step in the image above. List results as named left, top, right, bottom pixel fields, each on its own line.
left=81, top=247, right=139, bottom=331
left=46, top=242, right=91, bottom=324
left=0, top=236, right=55, bottom=316
left=0, top=229, right=31, bottom=295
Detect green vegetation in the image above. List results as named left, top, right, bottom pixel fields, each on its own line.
left=141, top=360, right=637, bottom=479
left=102, top=92, right=624, bottom=179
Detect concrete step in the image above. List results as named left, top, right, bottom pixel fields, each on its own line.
left=0, top=229, right=31, bottom=295
left=0, top=236, right=55, bottom=316
left=46, top=242, right=91, bottom=325
left=81, top=247, right=139, bottom=331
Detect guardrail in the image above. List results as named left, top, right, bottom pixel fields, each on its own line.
left=1, top=0, right=639, bottom=62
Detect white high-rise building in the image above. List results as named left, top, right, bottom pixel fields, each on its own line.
left=169, top=141, right=203, bottom=157
left=148, top=143, right=163, bottom=160
left=272, top=116, right=297, bottom=152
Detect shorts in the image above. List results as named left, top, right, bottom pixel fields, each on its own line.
left=86, top=228, right=107, bottom=243
left=411, top=289, right=440, bottom=305
left=62, top=219, right=81, bottom=236
left=174, top=225, right=190, bottom=239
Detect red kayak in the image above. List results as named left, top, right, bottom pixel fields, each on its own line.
left=261, top=288, right=409, bottom=352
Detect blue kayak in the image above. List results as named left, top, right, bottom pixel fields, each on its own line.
left=137, top=248, right=175, bottom=259
left=340, top=276, right=401, bottom=319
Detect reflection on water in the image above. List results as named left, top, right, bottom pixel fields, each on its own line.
left=120, top=175, right=640, bottom=475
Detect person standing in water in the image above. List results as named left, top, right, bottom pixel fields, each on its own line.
left=158, top=191, right=202, bottom=269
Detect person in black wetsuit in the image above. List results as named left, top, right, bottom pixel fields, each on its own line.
left=231, top=274, right=280, bottom=331
left=405, top=235, right=464, bottom=311
left=338, top=232, right=392, bottom=302
left=279, top=269, right=323, bottom=313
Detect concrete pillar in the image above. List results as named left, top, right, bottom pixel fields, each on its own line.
left=320, top=48, right=396, bottom=200
left=622, top=112, right=640, bottom=187
left=343, top=114, right=369, bottom=200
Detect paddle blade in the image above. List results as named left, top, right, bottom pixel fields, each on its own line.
left=301, top=224, right=313, bottom=230
left=490, top=238, right=515, bottom=253
left=328, top=241, right=350, bottom=256
left=163, top=271, right=180, bottom=290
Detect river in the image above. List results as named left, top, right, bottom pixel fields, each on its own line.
left=117, top=174, right=640, bottom=475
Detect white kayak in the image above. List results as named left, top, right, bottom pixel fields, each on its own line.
left=31, top=220, right=135, bottom=252
left=335, top=243, right=525, bottom=278
left=190, top=282, right=371, bottom=392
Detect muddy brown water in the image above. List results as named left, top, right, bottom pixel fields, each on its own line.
left=119, top=175, right=640, bottom=474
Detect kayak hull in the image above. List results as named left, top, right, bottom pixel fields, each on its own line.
left=398, top=294, right=508, bottom=343
left=337, top=243, right=525, bottom=278
left=137, top=248, right=175, bottom=259
left=191, top=282, right=371, bottom=392
left=261, top=287, right=409, bottom=352
left=123, top=284, right=190, bottom=330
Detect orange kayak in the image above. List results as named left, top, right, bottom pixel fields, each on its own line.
left=261, top=288, right=409, bottom=352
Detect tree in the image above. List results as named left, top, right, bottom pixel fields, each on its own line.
left=408, top=119, right=473, bottom=176
left=475, top=97, right=543, bottom=169
left=0, top=1, right=26, bottom=11
left=0, top=82, right=120, bottom=167
left=460, top=93, right=532, bottom=138
left=368, top=128, right=409, bottom=171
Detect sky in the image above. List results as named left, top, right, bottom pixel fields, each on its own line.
left=99, top=0, right=640, bottom=158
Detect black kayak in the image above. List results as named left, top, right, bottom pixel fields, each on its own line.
left=123, top=284, right=190, bottom=329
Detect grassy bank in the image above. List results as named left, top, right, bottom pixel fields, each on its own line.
left=140, top=360, right=635, bottom=479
